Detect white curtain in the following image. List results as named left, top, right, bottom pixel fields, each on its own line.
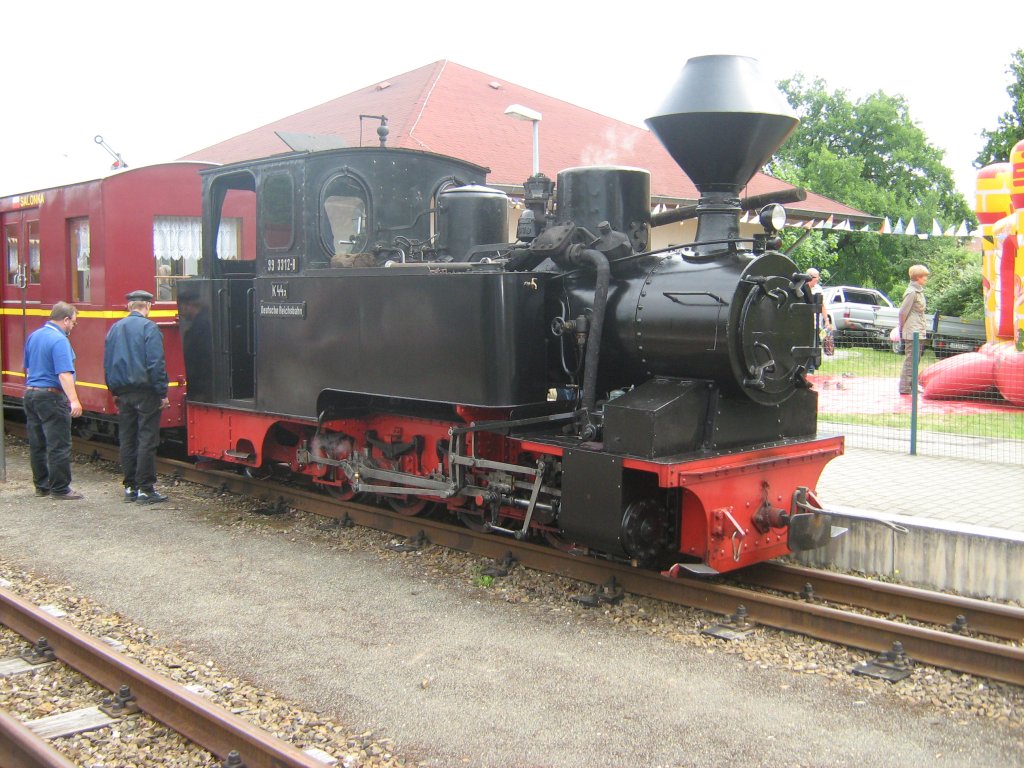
left=153, top=216, right=241, bottom=276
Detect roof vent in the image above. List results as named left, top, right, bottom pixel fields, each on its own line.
left=376, top=81, right=391, bottom=91
left=488, top=81, right=501, bottom=89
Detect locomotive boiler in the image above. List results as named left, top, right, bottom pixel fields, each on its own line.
left=181, top=55, right=844, bottom=574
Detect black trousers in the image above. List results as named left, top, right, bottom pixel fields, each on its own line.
left=116, top=391, right=162, bottom=491
left=24, top=389, right=73, bottom=494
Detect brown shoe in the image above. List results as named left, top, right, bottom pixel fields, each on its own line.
left=52, top=490, right=84, bottom=500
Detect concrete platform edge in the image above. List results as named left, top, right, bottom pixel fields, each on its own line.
left=790, top=506, right=1023, bottom=601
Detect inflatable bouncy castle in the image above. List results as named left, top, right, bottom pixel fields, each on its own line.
left=922, top=140, right=1024, bottom=405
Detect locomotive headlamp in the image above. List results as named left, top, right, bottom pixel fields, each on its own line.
left=758, top=203, right=786, bottom=234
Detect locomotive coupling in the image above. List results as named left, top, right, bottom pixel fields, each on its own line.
left=785, top=487, right=909, bottom=551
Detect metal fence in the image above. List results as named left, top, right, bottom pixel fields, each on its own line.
left=812, top=334, right=1024, bottom=465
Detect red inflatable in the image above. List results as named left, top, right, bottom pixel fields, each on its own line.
left=921, top=352, right=997, bottom=399
left=992, top=345, right=1024, bottom=406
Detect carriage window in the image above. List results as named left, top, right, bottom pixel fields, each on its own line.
left=4, top=224, right=17, bottom=285
left=154, top=215, right=241, bottom=299
left=27, top=221, right=40, bottom=284
left=323, top=177, right=367, bottom=256
left=261, top=174, right=294, bottom=250
left=154, top=216, right=201, bottom=301
left=69, top=218, right=90, bottom=302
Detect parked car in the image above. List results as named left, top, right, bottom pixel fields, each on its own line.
left=871, top=306, right=932, bottom=352
left=822, top=286, right=894, bottom=344
left=872, top=307, right=986, bottom=357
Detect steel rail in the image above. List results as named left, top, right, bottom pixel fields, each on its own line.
left=176, top=476, right=1024, bottom=687
left=12, top=425, right=1024, bottom=686
left=739, top=562, right=1024, bottom=642
left=0, top=708, right=78, bottom=768
left=0, top=588, right=329, bottom=768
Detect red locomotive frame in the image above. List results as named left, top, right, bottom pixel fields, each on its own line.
left=186, top=402, right=843, bottom=573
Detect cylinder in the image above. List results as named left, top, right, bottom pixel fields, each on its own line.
left=560, top=250, right=815, bottom=405
left=437, top=185, right=509, bottom=261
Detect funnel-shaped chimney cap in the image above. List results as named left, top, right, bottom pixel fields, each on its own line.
left=645, top=55, right=798, bottom=193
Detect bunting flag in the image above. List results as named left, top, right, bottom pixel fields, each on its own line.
left=746, top=212, right=977, bottom=238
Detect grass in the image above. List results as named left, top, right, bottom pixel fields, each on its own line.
left=819, top=344, right=1024, bottom=442
left=825, top=412, right=1024, bottom=440
left=824, top=343, right=935, bottom=376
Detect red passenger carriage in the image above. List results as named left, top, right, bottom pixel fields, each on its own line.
left=0, top=163, right=240, bottom=437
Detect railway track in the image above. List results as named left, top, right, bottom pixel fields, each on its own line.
left=10, top=424, right=1024, bottom=688
left=0, top=586, right=334, bottom=768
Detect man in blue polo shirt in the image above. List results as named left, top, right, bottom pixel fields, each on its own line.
left=23, top=302, right=84, bottom=499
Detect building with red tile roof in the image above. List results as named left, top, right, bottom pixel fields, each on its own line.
left=181, top=60, right=874, bottom=233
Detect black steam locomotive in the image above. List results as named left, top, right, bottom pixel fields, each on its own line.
left=181, top=55, right=843, bottom=574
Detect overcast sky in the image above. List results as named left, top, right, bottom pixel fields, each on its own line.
left=2, top=0, right=1020, bottom=211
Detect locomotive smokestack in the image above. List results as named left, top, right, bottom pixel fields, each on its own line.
left=645, top=55, right=797, bottom=256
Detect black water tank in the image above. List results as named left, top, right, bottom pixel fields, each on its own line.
left=556, top=167, right=650, bottom=253
left=437, top=185, right=509, bottom=261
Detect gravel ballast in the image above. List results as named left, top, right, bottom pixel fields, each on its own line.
left=1, top=440, right=1021, bottom=767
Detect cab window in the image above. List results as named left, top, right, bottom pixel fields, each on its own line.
left=261, top=174, right=294, bottom=250
left=322, top=175, right=368, bottom=258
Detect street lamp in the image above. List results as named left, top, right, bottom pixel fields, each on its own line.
left=504, top=104, right=542, bottom=175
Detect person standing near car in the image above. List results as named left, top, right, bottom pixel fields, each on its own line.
left=807, top=268, right=834, bottom=371
left=898, top=264, right=930, bottom=395
left=23, top=302, right=84, bottom=499
left=104, top=290, right=170, bottom=504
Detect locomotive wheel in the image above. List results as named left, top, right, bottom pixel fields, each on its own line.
left=74, top=420, right=98, bottom=441
left=244, top=465, right=272, bottom=480
left=326, top=481, right=358, bottom=501
left=386, top=495, right=430, bottom=516
left=620, top=499, right=671, bottom=568
left=457, top=508, right=516, bottom=533
left=367, top=455, right=431, bottom=516
left=457, top=509, right=490, bottom=532
left=543, top=531, right=579, bottom=552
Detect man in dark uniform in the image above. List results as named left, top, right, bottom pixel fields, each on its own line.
left=23, top=302, right=84, bottom=499
left=103, top=290, right=170, bottom=504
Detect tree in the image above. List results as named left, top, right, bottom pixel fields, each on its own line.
left=975, top=49, right=1024, bottom=168
left=772, top=76, right=978, bottom=309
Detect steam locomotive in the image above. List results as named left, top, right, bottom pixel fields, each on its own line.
left=179, top=55, right=844, bottom=574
